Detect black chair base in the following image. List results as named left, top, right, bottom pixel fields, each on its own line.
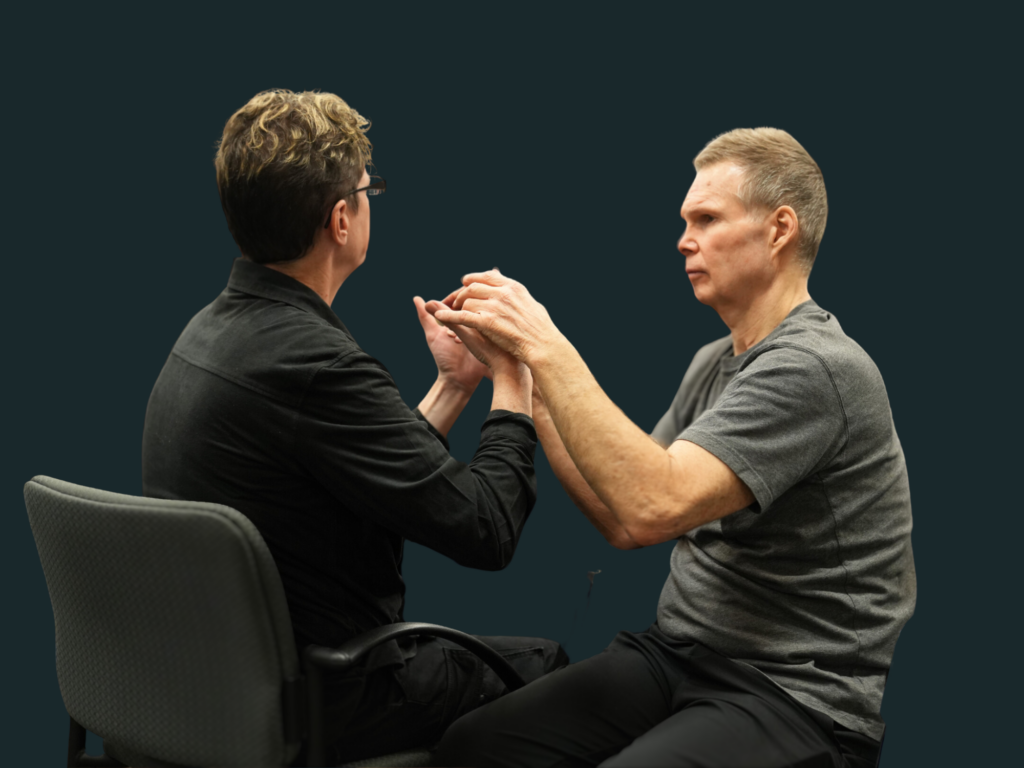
left=68, top=718, right=124, bottom=768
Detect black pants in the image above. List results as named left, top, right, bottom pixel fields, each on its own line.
left=322, top=633, right=568, bottom=763
left=436, top=625, right=881, bottom=768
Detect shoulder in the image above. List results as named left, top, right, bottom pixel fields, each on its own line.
left=675, top=335, right=732, bottom=387
left=173, top=293, right=375, bottom=405
left=743, top=304, right=882, bottom=387
left=691, top=335, right=733, bottom=368
left=670, top=334, right=733, bottom=398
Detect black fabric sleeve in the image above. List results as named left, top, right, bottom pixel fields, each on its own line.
left=412, top=407, right=450, bottom=452
left=296, top=350, right=538, bottom=570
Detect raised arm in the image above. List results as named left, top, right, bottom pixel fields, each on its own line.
left=430, top=271, right=755, bottom=547
left=531, top=388, right=640, bottom=550
left=413, top=295, right=531, bottom=436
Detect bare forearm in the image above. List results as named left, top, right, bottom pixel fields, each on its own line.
left=531, top=336, right=672, bottom=531
left=417, top=376, right=475, bottom=438
left=490, top=363, right=533, bottom=417
left=533, top=393, right=640, bottom=549
left=431, top=271, right=750, bottom=547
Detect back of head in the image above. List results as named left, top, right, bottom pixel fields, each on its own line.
left=215, top=89, right=372, bottom=265
left=694, top=128, right=827, bottom=273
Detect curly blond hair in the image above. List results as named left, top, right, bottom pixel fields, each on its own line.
left=214, top=89, right=373, bottom=264
left=695, top=128, right=827, bottom=273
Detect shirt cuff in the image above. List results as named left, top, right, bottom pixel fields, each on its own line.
left=412, top=407, right=450, bottom=451
left=482, top=409, right=538, bottom=440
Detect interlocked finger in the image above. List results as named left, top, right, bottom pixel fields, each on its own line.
left=453, top=281, right=503, bottom=311
left=458, top=297, right=492, bottom=316
left=461, top=270, right=510, bottom=288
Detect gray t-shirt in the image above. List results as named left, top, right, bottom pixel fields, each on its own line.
left=652, top=300, right=915, bottom=740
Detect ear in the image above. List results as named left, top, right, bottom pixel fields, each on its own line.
left=769, top=205, right=799, bottom=261
left=327, top=199, right=350, bottom=246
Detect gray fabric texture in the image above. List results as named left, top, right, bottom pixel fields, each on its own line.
left=24, top=476, right=301, bottom=768
left=652, top=301, right=916, bottom=741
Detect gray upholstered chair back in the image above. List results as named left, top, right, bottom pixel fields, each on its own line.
left=24, top=476, right=302, bottom=768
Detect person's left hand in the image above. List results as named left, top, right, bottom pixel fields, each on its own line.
left=432, top=269, right=562, bottom=365
left=414, top=295, right=491, bottom=390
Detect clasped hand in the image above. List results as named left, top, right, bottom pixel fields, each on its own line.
left=413, top=295, right=494, bottom=392
left=425, top=269, right=559, bottom=369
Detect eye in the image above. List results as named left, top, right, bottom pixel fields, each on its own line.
left=702, top=214, right=715, bottom=224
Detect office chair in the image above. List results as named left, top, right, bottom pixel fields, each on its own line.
left=24, top=475, right=526, bottom=767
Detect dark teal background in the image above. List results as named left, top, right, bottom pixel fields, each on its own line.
left=3, top=4, right=1016, bottom=765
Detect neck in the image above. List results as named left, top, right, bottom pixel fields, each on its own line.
left=719, top=277, right=812, bottom=355
left=262, top=243, right=354, bottom=306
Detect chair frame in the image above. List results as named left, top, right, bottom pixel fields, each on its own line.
left=62, top=621, right=526, bottom=767
left=26, top=476, right=527, bottom=768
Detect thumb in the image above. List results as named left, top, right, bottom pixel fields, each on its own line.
left=423, top=299, right=452, bottom=327
left=413, top=296, right=431, bottom=328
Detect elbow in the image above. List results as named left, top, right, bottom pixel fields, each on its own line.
left=620, top=499, right=694, bottom=548
left=609, top=532, right=644, bottom=550
left=621, top=523, right=664, bottom=548
left=486, top=547, right=515, bottom=571
left=603, top=520, right=645, bottom=550
left=455, top=554, right=510, bottom=572
left=459, top=538, right=517, bottom=572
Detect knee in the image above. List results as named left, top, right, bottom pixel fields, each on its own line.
left=434, top=702, right=504, bottom=768
left=542, top=640, right=570, bottom=674
left=552, top=643, right=570, bottom=670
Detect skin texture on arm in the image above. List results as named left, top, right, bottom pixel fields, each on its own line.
left=419, top=295, right=532, bottom=422
left=428, top=167, right=810, bottom=545
left=428, top=275, right=754, bottom=546
left=489, top=364, right=533, bottom=417
left=532, top=389, right=640, bottom=549
left=413, top=295, right=484, bottom=437
left=530, top=331, right=753, bottom=546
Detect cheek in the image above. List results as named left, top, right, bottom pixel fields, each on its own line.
left=727, top=229, right=765, bottom=264
left=706, top=230, right=748, bottom=263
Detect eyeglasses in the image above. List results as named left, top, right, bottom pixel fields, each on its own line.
left=323, top=176, right=387, bottom=228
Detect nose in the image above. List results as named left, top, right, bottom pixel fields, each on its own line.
left=678, top=230, right=695, bottom=257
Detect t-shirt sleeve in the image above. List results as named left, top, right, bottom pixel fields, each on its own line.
left=650, top=336, right=733, bottom=445
left=681, top=345, right=847, bottom=514
left=294, top=349, right=538, bottom=570
left=651, top=395, right=683, bottom=446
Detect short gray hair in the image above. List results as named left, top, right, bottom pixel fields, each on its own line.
left=694, top=128, right=827, bottom=273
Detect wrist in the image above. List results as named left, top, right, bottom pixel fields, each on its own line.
left=528, top=332, right=570, bottom=375
left=491, top=359, right=530, bottom=386
left=437, top=371, right=480, bottom=397
left=418, top=376, right=475, bottom=438
left=531, top=387, right=550, bottom=418
left=490, top=361, right=533, bottom=417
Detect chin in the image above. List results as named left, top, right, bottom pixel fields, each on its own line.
left=691, top=286, right=715, bottom=307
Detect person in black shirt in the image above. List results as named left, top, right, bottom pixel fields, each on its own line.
left=141, top=89, right=566, bottom=763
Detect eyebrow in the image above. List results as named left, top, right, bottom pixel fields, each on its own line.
left=680, top=200, right=724, bottom=219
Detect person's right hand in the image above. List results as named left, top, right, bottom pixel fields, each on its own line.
left=431, top=269, right=561, bottom=367
left=424, top=299, right=525, bottom=379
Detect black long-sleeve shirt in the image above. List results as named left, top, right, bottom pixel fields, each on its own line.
left=142, top=258, right=538, bottom=666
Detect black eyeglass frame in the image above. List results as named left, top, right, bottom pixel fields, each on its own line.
left=323, top=176, right=387, bottom=228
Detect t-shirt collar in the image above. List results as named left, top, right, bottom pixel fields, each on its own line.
left=721, top=299, right=821, bottom=372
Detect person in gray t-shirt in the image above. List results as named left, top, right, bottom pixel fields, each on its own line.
left=431, top=128, right=915, bottom=768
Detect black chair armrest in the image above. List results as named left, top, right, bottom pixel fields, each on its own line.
left=305, top=622, right=527, bottom=690
left=302, top=622, right=528, bottom=766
